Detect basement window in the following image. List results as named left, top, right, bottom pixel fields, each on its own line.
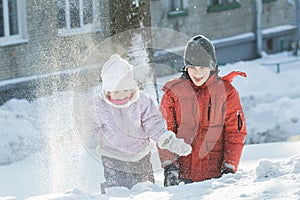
left=207, top=0, right=241, bottom=13
left=262, top=0, right=276, bottom=3
left=266, top=38, right=273, bottom=51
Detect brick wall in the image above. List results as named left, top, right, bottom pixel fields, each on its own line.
left=0, top=0, right=111, bottom=82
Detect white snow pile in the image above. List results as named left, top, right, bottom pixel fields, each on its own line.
left=7, top=153, right=299, bottom=200
left=0, top=93, right=74, bottom=165
left=0, top=99, right=40, bottom=165
left=256, top=155, right=300, bottom=179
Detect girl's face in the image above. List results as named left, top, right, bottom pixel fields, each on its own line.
left=107, top=89, right=133, bottom=100
left=187, top=66, right=212, bottom=86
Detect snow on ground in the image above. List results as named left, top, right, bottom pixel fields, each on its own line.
left=0, top=51, right=300, bottom=199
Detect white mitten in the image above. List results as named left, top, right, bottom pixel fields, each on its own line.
left=158, top=131, right=192, bottom=156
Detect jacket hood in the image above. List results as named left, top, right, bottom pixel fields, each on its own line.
left=101, top=54, right=138, bottom=93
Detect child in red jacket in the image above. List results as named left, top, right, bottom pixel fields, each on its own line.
left=158, top=35, right=247, bottom=186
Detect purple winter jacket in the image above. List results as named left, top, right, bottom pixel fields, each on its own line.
left=94, top=91, right=168, bottom=162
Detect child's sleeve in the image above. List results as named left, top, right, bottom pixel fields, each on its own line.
left=141, top=95, right=169, bottom=141
left=222, top=85, right=247, bottom=172
left=158, top=90, right=180, bottom=166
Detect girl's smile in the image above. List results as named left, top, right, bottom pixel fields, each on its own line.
left=107, top=89, right=134, bottom=105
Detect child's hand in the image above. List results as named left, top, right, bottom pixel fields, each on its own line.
left=158, top=131, right=192, bottom=156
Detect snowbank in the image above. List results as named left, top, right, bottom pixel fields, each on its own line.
left=3, top=149, right=299, bottom=200
left=0, top=51, right=300, bottom=199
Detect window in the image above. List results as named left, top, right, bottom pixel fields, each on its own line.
left=57, top=0, right=101, bottom=36
left=167, top=0, right=188, bottom=18
left=207, top=0, right=241, bottom=13
left=0, top=0, right=28, bottom=46
left=266, top=38, right=273, bottom=51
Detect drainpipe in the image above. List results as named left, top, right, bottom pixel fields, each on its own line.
left=296, top=0, right=300, bottom=40
left=256, top=0, right=263, bottom=57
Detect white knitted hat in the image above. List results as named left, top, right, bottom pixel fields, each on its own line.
left=101, top=54, right=138, bottom=93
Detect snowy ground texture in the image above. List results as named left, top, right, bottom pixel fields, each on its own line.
left=1, top=51, right=300, bottom=199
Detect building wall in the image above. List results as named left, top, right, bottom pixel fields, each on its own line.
left=262, top=0, right=296, bottom=28
left=150, top=0, right=298, bottom=72
left=0, top=0, right=114, bottom=103
left=150, top=0, right=296, bottom=41
left=0, top=0, right=111, bottom=82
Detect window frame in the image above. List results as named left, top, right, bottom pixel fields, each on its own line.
left=207, top=0, right=241, bottom=13
left=167, top=0, right=188, bottom=19
left=0, top=0, right=28, bottom=47
left=57, top=0, right=101, bottom=37
left=262, top=0, right=276, bottom=3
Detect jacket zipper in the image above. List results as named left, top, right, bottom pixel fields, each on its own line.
left=208, top=98, right=211, bottom=121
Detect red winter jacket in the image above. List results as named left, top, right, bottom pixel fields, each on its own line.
left=158, top=72, right=247, bottom=182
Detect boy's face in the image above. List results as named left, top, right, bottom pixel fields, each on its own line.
left=187, top=66, right=212, bottom=86
left=107, top=89, right=134, bottom=100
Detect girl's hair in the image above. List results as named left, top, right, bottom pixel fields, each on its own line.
left=180, top=65, right=219, bottom=80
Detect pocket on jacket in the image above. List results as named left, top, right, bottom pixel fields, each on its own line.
left=237, top=110, right=244, bottom=132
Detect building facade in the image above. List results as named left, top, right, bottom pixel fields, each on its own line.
left=0, top=0, right=112, bottom=102
left=0, top=0, right=299, bottom=102
left=0, top=0, right=113, bottom=81
left=150, top=0, right=298, bottom=69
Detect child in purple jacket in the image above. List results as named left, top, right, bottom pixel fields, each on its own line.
left=94, top=54, right=191, bottom=193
